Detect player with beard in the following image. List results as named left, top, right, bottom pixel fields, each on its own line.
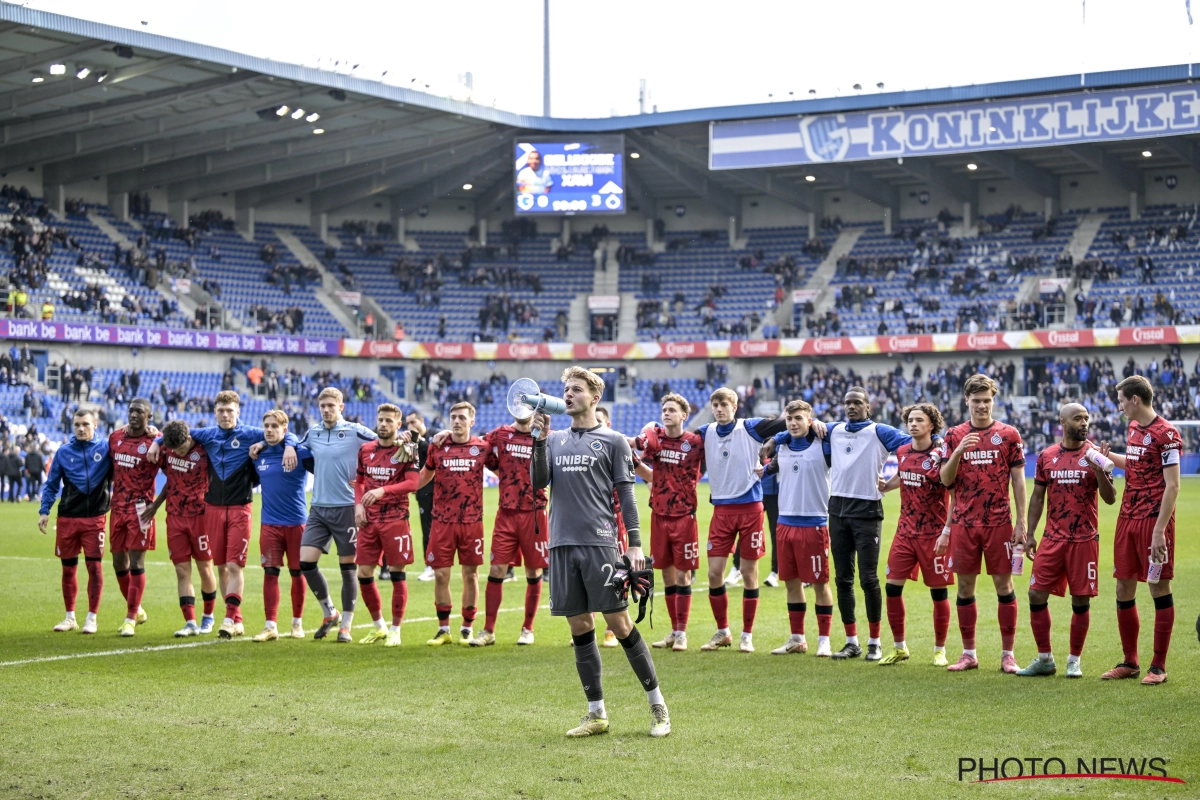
left=418, top=402, right=488, bottom=645
left=634, top=393, right=705, bottom=652
left=354, top=404, right=420, bottom=646
left=108, top=398, right=159, bottom=636
left=532, top=366, right=669, bottom=738
left=877, top=404, right=955, bottom=666
left=939, top=374, right=1027, bottom=673
left=1097, top=376, right=1181, bottom=685
left=1017, top=403, right=1115, bottom=678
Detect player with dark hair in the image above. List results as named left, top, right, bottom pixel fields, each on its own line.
left=1017, top=403, right=1115, bottom=678
left=418, top=401, right=488, bottom=645
left=939, top=374, right=1027, bottom=673
left=760, top=400, right=835, bottom=657
left=142, top=420, right=216, bottom=637
left=1098, top=375, right=1181, bottom=685
left=404, top=410, right=438, bottom=582
left=149, top=390, right=298, bottom=640
left=878, top=403, right=955, bottom=666
left=532, top=366, right=670, bottom=738
left=40, top=409, right=111, bottom=635
left=354, top=404, right=420, bottom=646
left=251, top=410, right=314, bottom=642
left=108, top=398, right=159, bottom=636
left=635, top=393, right=705, bottom=652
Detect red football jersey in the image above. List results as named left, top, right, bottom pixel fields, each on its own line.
left=1034, top=443, right=1100, bottom=542
left=894, top=443, right=948, bottom=537
left=162, top=441, right=209, bottom=517
left=638, top=429, right=705, bottom=516
left=483, top=425, right=547, bottom=511
left=108, top=429, right=159, bottom=511
left=942, top=420, right=1025, bottom=527
left=1120, top=415, right=1181, bottom=520
left=356, top=441, right=420, bottom=523
left=426, top=436, right=488, bottom=524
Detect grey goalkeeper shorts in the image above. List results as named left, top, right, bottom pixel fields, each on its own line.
left=548, top=544, right=628, bottom=618
left=301, top=505, right=358, bottom=557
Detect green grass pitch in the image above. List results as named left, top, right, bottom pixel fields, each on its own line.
left=1, top=480, right=1196, bottom=799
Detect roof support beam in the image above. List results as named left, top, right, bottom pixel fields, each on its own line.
left=391, top=151, right=509, bottom=217
left=1063, top=144, right=1142, bottom=193
left=310, top=135, right=508, bottom=213
left=1, top=72, right=260, bottom=146
left=627, top=132, right=740, bottom=218
left=1, top=85, right=303, bottom=172
left=0, top=55, right=186, bottom=115
left=0, top=37, right=106, bottom=80
left=894, top=158, right=977, bottom=205
left=169, top=128, right=491, bottom=202
left=973, top=150, right=1059, bottom=201
left=1154, top=137, right=1200, bottom=175
left=472, top=173, right=512, bottom=219
left=806, top=165, right=899, bottom=210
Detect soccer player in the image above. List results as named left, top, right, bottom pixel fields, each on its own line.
left=40, top=409, right=111, bottom=635
left=761, top=400, right=835, bottom=657
left=288, top=388, right=378, bottom=643
left=108, top=398, right=159, bottom=636
left=1097, top=376, right=1181, bottom=685
left=594, top=405, right=625, bottom=647
left=251, top=411, right=314, bottom=642
left=697, top=387, right=788, bottom=653
left=531, top=366, right=669, bottom=738
left=474, top=410, right=547, bottom=646
left=878, top=404, right=955, bottom=666
left=516, top=148, right=553, bottom=195
left=404, top=410, right=437, bottom=582
left=141, top=421, right=217, bottom=637
left=939, top=374, right=1027, bottom=673
left=1016, top=403, right=1115, bottom=678
left=149, top=390, right=298, bottom=640
left=826, top=387, right=913, bottom=661
left=636, top=393, right=705, bottom=652
left=418, top=401, right=487, bottom=645
left=354, top=404, right=420, bottom=646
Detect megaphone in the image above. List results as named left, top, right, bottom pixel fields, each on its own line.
left=507, top=377, right=566, bottom=438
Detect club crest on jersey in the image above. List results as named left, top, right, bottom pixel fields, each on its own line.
left=469, top=446, right=480, bottom=456
left=721, top=449, right=730, bottom=459
left=680, top=441, right=691, bottom=452
left=137, top=443, right=147, bottom=454
left=845, top=444, right=853, bottom=453
left=508, top=432, right=513, bottom=439
left=337, top=431, right=346, bottom=440
left=93, top=452, right=102, bottom=461
left=790, top=462, right=800, bottom=473
left=922, top=459, right=931, bottom=469
left=590, top=440, right=603, bottom=452
left=1079, top=457, right=1088, bottom=467
left=1143, top=433, right=1153, bottom=445
left=427, top=553, right=435, bottom=563
left=230, top=439, right=240, bottom=449
left=990, top=433, right=1003, bottom=445
left=189, top=451, right=200, bottom=461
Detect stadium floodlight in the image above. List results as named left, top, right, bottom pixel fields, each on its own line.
left=463, top=183, right=473, bottom=190
left=276, top=105, right=289, bottom=116
left=75, top=67, right=90, bottom=79
left=31, top=76, right=43, bottom=83
left=96, top=71, right=109, bottom=82
left=290, top=108, right=305, bottom=120
left=805, top=175, right=816, bottom=182
left=113, top=45, right=135, bottom=59
left=630, top=152, right=640, bottom=159
left=305, top=112, right=320, bottom=122
left=312, top=128, right=325, bottom=134
left=49, top=64, right=66, bottom=75
left=1142, top=150, right=1153, bottom=158
left=967, top=163, right=978, bottom=170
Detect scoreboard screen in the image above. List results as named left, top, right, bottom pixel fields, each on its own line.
left=513, top=135, right=626, bottom=216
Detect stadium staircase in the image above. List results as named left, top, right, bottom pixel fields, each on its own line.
left=272, top=227, right=365, bottom=336
left=804, top=227, right=867, bottom=320
left=1062, top=212, right=1107, bottom=327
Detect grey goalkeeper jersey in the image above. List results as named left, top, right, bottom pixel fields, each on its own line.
left=532, top=424, right=637, bottom=548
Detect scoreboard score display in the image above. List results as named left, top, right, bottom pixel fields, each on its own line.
left=514, top=135, right=626, bottom=216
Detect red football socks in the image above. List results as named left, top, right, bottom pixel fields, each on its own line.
left=1029, top=603, right=1052, bottom=654
left=1069, top=605, right=1090, bottom=658
left=1151, top=596, right=1174, bottom=671
left=391, top=579, right=408, bottom=626
left=523, top=578, right=541, bottom=630
left=84, top=559, right=103, bottom=614
left=61, top=563, right=78, bottom=612
left=741, top=589, right=759, bottom=634
left=957, top=597, right=977, bottom=650
left=290, top=573, right=306, bottom=618
left=263, top=572, right=281, bottom=622
left=675, top=588, right=691, bottom=631
left=886, top=595, right=906, bottom=644
left=485, top=577, right=504, bottom=634
left=709, top=586, right=729, bottom=629
left=997, top=593, right=1018, bottom=651
left=932, top=597, right=951, bottom=648
left=359, top=578, right=382, bottom=620
left=1116, top=599, right=1139, bottom=665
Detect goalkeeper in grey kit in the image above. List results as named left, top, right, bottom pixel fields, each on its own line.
left=531, top=366, right=671, bottom=738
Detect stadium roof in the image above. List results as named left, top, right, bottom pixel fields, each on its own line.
left=2, top=4, right=1198, bottom=218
